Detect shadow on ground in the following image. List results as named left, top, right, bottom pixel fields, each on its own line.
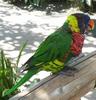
left=0, top=2, right=96, bottom=61
left=0, top=4, right=46, bottom=61
left=0, top=2, right=60, bottom=64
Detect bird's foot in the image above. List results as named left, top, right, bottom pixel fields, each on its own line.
left=60, top=66, right=79, bottom=76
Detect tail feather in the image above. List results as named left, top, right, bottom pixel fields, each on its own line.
left=3, top=69, right=38, bottom=97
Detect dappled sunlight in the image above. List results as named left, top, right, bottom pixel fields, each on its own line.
left=82, top=33, right=96, bottom=55
left=81, top=90, right=96, bottom=100
left=81, top=97, right=88, bottom=100
left=5, top=50, right=22, bottom=58
left=82, top=47, right=96, bottom=54
left=86, top=36, right=96, bottom=42
left=36, top=71, right=51, bottom=80
left=0, top=41, right=15, bottom=50
left=0, top=2, right=69, bottom=62
left=0, top=5, right=46, bottom=62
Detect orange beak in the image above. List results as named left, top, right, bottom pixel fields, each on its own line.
left=88, top=19, right=95, bottom=30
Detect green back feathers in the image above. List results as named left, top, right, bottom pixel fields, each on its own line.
left=30, top=23, right=72, bottom=66
left=21, top=22, right=72, bottom=69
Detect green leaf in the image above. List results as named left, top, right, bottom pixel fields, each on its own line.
left=16, top=41, right=27, bottom=66
left=1, top=50, right=6, bottom=70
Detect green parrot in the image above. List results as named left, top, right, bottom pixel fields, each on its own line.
left=3, top=13, right=94, bottom=97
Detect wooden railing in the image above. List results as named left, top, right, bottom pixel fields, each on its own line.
left=9, top=51, right=96, bottom=100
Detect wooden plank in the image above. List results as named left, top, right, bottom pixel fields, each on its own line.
left=9, top=51, right=96, bottom=100
left=69, top=80, right=95, bottom=100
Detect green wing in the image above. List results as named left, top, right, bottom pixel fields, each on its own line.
left=25, top=24, right=72, bottom=67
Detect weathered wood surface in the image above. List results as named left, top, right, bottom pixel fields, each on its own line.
left=9, top=51, right=96, bottom=100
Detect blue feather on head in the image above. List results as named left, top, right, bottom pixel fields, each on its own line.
left=72, top=13, right=94, bottom=34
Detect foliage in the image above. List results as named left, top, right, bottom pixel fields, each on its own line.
left=0, top=50, right=16, bottom=99
left=27, top=0, right=46, bottom=6
left=3, top=0, right=47, bottom=6
left=2, top=0, right=96, bottom=14
left=0, top=42, right=27, bottom=99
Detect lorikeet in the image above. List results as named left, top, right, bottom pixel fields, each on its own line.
left=3, top=13, right=94, bottom=96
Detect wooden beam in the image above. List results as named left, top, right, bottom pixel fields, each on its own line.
left=9, top=51, right=96, bottom=100
left=69, top=80, right=95, bottom=100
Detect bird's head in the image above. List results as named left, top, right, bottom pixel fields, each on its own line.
left=67, top=13, right=95, bottom=35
